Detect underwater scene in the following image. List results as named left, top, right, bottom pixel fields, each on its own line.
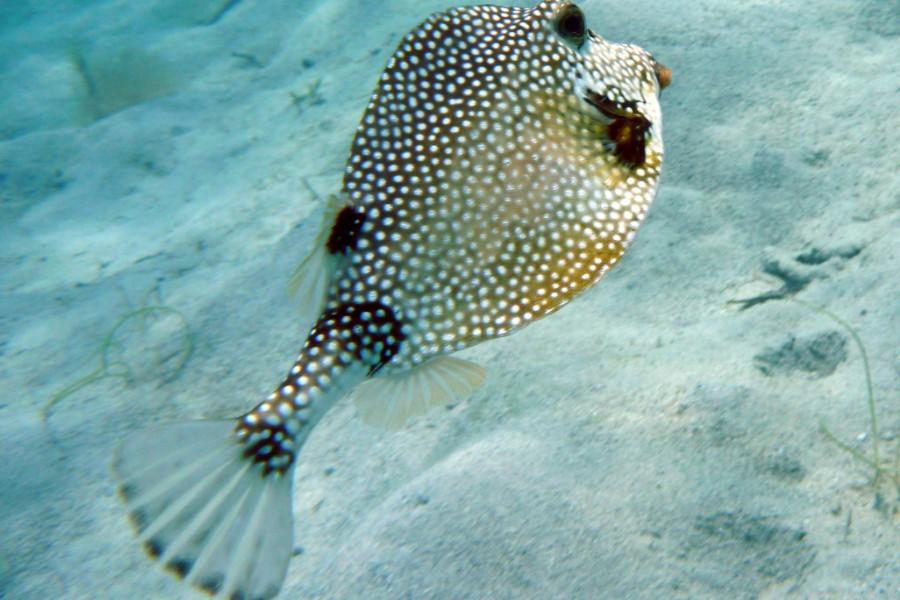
left=0, top=0, right=897, bottom=598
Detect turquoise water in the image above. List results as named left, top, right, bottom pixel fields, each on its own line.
left=1, top=1, right=897, bottom=598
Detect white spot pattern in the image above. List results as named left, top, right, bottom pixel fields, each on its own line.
left=241, top=1, right=666, bottom=469
left=338, top=0, right=664, bottom=366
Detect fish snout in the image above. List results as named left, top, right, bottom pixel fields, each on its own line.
left=654, top=62, right=672, bottom=90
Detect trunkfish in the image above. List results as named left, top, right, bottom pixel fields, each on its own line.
left=114, top=1, right=670, bottom=597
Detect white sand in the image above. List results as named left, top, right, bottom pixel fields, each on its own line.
left=0, top=0, right=896, bottom=598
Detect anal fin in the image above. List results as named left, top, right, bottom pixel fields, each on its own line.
left=352, top=356, right=487, bottom=430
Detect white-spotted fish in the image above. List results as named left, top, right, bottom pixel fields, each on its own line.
left=114, top=2, right=670, bottom=598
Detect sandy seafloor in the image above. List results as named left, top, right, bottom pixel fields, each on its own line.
left=0, top=0, right=897, bottom=598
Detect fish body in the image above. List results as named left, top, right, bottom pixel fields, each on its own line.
left=114, top=2, right=669, bottom=598
left=338, top=2, right=665, bottom=367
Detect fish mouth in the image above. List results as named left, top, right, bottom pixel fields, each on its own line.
left=582, top=90, right=651, bottom=169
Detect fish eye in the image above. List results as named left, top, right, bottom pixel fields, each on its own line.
left=555, top=4, right=587, bottom=46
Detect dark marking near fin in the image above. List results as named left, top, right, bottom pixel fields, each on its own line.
left=145, top=539, right=163, bottom=559
left=307, top=301, right=405, bottom=375
left=200, top=574, right=224, bottom=594
left=584, top=92, right=651, bottom=168
left=607, top=116, right=649, bottom=168
left=119, top=483, right=135, bottom=501
left=326, top=205, right=365, bottom=254
left=130, top=507, right=148, bottom=532
left=238, top=420, right=296, bottom=476
left=167, top=557, right=193, bottom=578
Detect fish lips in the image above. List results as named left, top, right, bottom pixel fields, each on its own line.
left=654, top=62, right=672, bottom=90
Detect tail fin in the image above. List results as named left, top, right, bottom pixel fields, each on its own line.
left=113, top=420, right=294, bottom=599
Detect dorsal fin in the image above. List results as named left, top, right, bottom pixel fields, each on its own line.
left=287, top=193, right=349, bottom=321
left=351, top=356, right=487, bottom=430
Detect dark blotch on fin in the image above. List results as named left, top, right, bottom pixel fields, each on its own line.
left=145, top=539, right=163, bottom=559
left=119, top=483, right=135, bottom=501
left=128, top=506, right=148, bottom=532
left=167, top=557, right=193, bottom=578
left=200, top=574, right=224, bottom=594
left=326, top=205, right=365, bottom=254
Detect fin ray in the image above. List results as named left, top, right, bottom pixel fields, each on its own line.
left=352, top=356, right=487, bottom=429
left=156, top=460, right=251, bottom=566
left=133, top=451, right=237, bottom=539
left=184, top=484, right=249, bottom=587
left=220, top=478, right=269, bottom=598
